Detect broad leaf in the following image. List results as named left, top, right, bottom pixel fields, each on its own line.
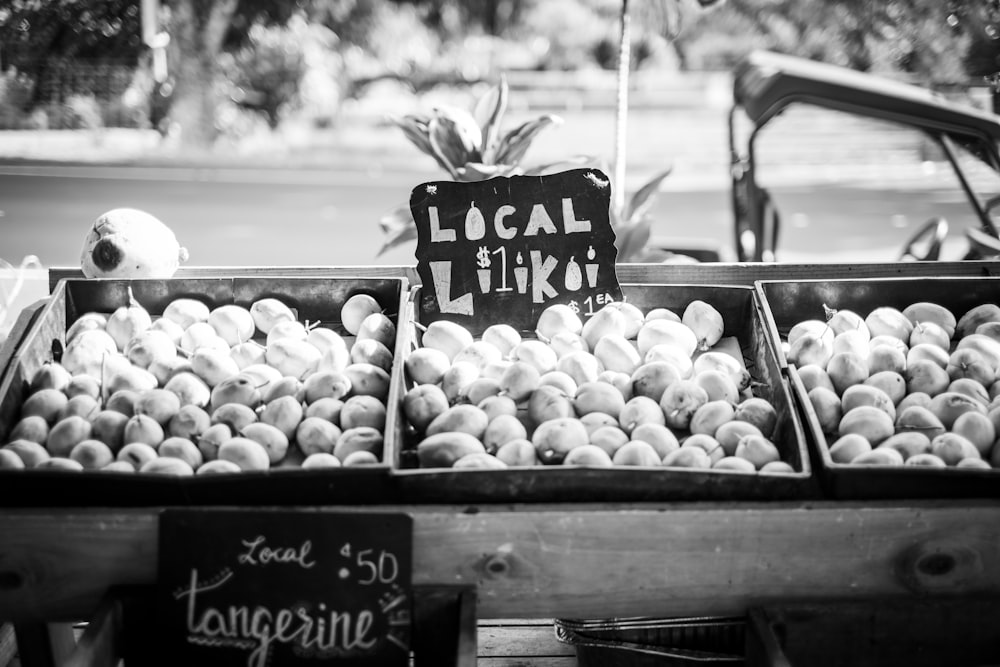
left=521, top=154, right=595, bottom=176
left=389, top=113, right=434, bottom=157
left=377, top=205, right=418, bottom=257
left=494, top=114, right=563, bottom=167
left=427, top=117, right=462, bottom=179
left=457, top=162, right=505, bottom=181
left=433, top=105, right=483, bottom=163
left=615, top=216, right=653, bottom=263
left=474, top=74, right=509, bottom=163
left=624, top=167, right=673, bottom=223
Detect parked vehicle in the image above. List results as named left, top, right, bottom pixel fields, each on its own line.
left=725, top=50, right=1000, bottom=263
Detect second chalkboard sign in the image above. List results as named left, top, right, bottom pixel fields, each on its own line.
left=411, top=168, right=623, bottom=332
left=157, top=509, right=412, bottom=667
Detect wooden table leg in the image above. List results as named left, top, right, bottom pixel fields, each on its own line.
left=12, top=622, right=76, bottom=667
left=412, top=585, right=478, bottom=667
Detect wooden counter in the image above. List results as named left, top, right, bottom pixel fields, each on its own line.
left=2, top=500, right=999, bottom=623
left=4, top=262, right=1000, bottom=664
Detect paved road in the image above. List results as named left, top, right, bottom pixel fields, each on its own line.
left=0, top=166, right=734, bottom=269
left=0, top=166, right=983, bottom=273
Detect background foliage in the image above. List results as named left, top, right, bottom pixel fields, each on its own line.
left=2, top=0, right=999, bottom=134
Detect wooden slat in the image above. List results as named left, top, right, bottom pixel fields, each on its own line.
left=1, top=501, right=999, bottom=622
left=46, top=260, right=1000, bottom=293
left=63, top=596, right=121, bottom=667
left=477, top=623, right=573, bottom=658
left=0, top=298, right=46, bottom=381
left=478, top=659, right=577, bottom=666
left=0, top=623, right=17, bottom=667
left=10, top=623, right=76, bottom=667
left=612, top=260, right=1000, bottom=285
left=47, top=265, right=419, bottom=291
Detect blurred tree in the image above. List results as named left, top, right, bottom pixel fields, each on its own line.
left=958, top=0, right=1000, bottom=111
left=388, top=0, right=527, bottom=37
left=0, top=0, right=143, bottom=107
left=166, top=0, right=312, bottom=146
left=675, top=0, right=991, bottom=87
left=0, top=1, right=143, bottom=66
left=0, top=0, right=307, bottom=144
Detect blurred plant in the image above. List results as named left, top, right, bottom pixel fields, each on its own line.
left=46, top=94, right=104, bottom=130
left=0, top=68, right=36, bottom=130
left=378, top=75, right=580, bottom=256
left=611, top=0, right=724, bottom=263
left=0, top=255, right=43, bottom=349
left=610, top=0, right=672, bottom=262
left=225, top=19, right=311, bottom=129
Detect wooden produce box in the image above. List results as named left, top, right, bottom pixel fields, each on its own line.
left=0, top=276, right=409, bottom=506
left=756, top=276, right=1000, bottom=372
left=554, top=616, right=746, bottom=666
left=746, top=597, right=1000, bottom=667
left=391, top=283, right=815, bottom=503
left=756, top=277, right=1000, bottom=499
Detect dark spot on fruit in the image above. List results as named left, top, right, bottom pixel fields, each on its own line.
left=91, top=238, right=123, bottom=271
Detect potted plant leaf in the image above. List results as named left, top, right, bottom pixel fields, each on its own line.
left=377, top=75, right=586, bottom=257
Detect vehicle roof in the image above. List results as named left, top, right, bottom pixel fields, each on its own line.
left=733, top=50, right=1000, bottom=145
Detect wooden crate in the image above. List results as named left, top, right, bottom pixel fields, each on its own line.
left=0, top=275, right=410, bottom=507
left=755, top=276, right=1000, bottom=373
left=756, top=276, right=1000, bottom=499
left=554, top=616, right=745, bottom=667
left=390, top=283, right=817, bottom=503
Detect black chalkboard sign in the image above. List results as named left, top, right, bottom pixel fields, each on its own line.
left=157, top=509, right=412, bottom=667
left=411, top=168, right=623, bottom=332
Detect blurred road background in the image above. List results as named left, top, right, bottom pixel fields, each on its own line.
left=0, top=75, right=738, bottom=269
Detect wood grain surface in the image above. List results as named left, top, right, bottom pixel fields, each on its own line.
left=2, top=501, right=999, bottom=623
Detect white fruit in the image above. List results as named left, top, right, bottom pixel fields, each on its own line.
left=125, top=329, right=177, bottom=368
left=230, top=341, right=267, bottom=369
left=691, top=351, right=749, bottom=390
left=105, top=303, right=152, bottom=352
left=80, top=208, right=188, bottom=279
left=481, top=324, right=521, bottom=357
left=66, top=313, right=108, bottom=344
left=208, top=305, right=256, bottom=346
left=644, top=344, right=693, bottom=378
left=162, top=298, right=210, bottom=330
left=682, top=300, right=725, bottom=351
left=150, top=317, right=185, bottom=345
left=788, top=319, right=833, bottom=347
left=420, top=320, right=474, bottom=362
left=535, top=304, right=583, bottom=341
left=548, top=331, right=589, bottom=358
left=511, top=340, right=558, bottom=374
left=306, top=327, right=348, bottom=356
left=636, top=320, right=698, bottom=358
left=453, top=341, right=503, bottom=370
left=266, top=320, right=309, bottom=346
left=594, top=335, right=641, bottom=375
left=189, top=348, right=240, bottom=387
left=605, top=301, right=645, bottom=339
left=250, top=298, right=296, bottom=334
left=180, top=322, right=229, bottom=355
left=266, top=338, right=322, bottom=380
left=341, top=294, right=382, bottom=336
left=62, top=329, right=118, bottom=377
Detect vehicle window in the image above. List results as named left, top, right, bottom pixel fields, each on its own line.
left=751, top=103, right=1000, bottom=262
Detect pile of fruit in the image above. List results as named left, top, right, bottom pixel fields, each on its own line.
left=788, top=301, right=1000, bottom=469
left=0, top=290, right=396, bottom=474
left=402, top=299, right=794, bottom=472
